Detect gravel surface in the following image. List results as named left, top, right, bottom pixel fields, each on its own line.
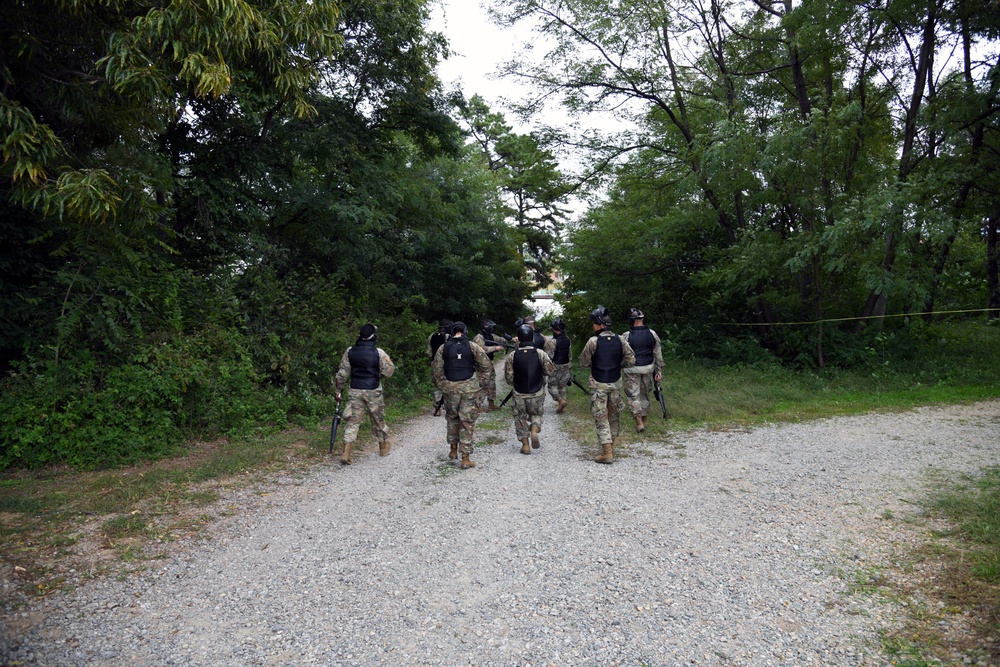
left=2, top=388, right=999, bottom=666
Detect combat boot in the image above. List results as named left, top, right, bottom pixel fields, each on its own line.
left=379, top=439, right=392, bottom=457
left=520, top=437, right=531, bottom=455
left=340, top=441, right=354, bottom=465
left=634, top=414, right=645, bottom=433
left=448, top=443, right=458, bottom=460
left=530, top=424, right=541, bottom=449
left=460, top=453, right=475, bottom=469
left=488, top=399, right=500, bottom=411
left=556, top=398, right=568, bottom=414
left=595, top=442, right=614, bottom=464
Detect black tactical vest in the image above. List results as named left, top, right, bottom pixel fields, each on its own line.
left=443, top=337, right=476, bottom=381
left=533, top=330, right=546, bottom=350
left=628, top=326, right=655, bottom=366
left=591, top=331, right=624, bottom=383
left=348, top=340, right=380, bottom=390
left=512, top=346, right=544, bottom=394
left=429, top=330, right=448, bottom=360
left=552, top=333, right=571, bottom=365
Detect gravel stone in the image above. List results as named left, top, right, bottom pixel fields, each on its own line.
left=2, top=394, right=998, bottom=666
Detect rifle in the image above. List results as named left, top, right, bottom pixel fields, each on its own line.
left=499, top=389, right=514, bottom=408
left=653, top=380, right=669, bottom=419
left=568, top=375, right=591, bottom=395
left=433, top=395, right=445, bottom=416
left=328, top=398, right=345, bottom=453
left=478, top=337, right=516, bottom=351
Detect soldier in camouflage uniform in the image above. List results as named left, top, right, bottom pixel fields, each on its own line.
left=578, top=306, right=635, bottom=464
left=334, top=324, right=396, bottom=465
left=504, top=324, right=556, bottom=455
left=431, top=321, right=492, bottom=469
left=473, top=319, right=505, bottom=411
left=621, top=307, right=664, bottom=433
left=426, top=319, right=452, bottom=412
left=544, top=318, right=572, bottom=413
left=522, top=314, right=548, bottom=349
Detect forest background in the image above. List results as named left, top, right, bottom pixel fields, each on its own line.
left=1, top=0, right=999, bottom=470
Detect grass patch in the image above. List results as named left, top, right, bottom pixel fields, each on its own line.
left=878, top=467, right=1000, bottom=664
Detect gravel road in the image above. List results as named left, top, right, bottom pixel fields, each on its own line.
left=2, top=384, right=998, bottom=666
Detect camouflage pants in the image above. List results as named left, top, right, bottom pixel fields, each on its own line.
left=547, top=363, right=571, bottom=402
left=623, top=366, right=655, bottom=416
left=590, top=382, right=625, bottom=446
left=342, top=387, right=389, bottom=444
left=479, top=362, right=498, bottom=402
left=512, top=391, right=546, bottom=439
left=443, top=391, right=480, bottom=454
left=431, top=369, right=443, bottom=407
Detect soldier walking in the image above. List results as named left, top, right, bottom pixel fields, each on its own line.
left=334, top=324, right=396, bottom=465
left=504, top=324, right=555, bottom=455
left=431, top=321, right=492, bottom=469
left=544, top=318, right=572, bottom=413
left=621, top=307, right=664, bottom=433
left=426, top=318, right=452, bottom=413
left=522, top=315, right=547, bottom=349
left=474, top=319, right=505, bottom=411
left=578, top=306, right=635, bottom=464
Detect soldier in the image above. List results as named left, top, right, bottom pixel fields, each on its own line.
left=544, top=318, right=572, bottom=413
left=473, top=319, right=505, bottom=411
left=504, top=324, right=556, bottom=455
left=431, top=321, right=492, bottom=469
left=426, top=318, right=452, bottom=413
left=621, top=307, right=665, bottom=433
left=522, top=315, right=547, bottom=349
left=578, top=305, right=635, bottom=464
left=334, top=324, right=396, bottom=465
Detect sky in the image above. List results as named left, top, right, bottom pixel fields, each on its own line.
left=427, top=0, right=539, bottom=131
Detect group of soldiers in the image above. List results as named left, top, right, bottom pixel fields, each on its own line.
left=332, top=306, right=663, bottom=468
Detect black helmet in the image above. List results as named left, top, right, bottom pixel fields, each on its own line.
left=439, top=318, right=453, bottom=331
left=359, top=323, right=377, bottom=341
left=590, top=305, right=611, bottom=326
left=628, top=307, right=644, bottom=323
left=514, top=317, right=524, bottom=328
left=517, top=324, right=534, bottom=344
left=451, top=321, right=468, bottom=335
left=481, top=319, right=496, bottom=333
left=551, top=318, right=566, bottom=332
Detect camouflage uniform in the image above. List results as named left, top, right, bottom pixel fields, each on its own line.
left=621, top=327, right=664, bottom=417
left=432, top=338, right=492, bottom=456
left=578, top=330, right=635, bottom=446
left=503, top=347, right=555, bottom=440
left=473, top=332, right=506, bottom=404
left=334, top=346, right=396, bottom=447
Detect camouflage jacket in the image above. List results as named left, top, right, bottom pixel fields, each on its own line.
left=431, top=337, right=492, bottom=394
left=334, top=347, right=395, bottom=395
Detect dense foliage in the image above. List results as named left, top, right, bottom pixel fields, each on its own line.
left=0, top=0, right=535, bottom=468
left=494, top=0, right=1000, bottom=365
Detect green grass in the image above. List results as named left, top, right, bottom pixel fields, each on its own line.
left=928, top=467, right=1000, bottom=583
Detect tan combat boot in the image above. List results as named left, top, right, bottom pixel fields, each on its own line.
left=340, top=441, right=354, bottom=465
left=379, top=439, right=392, bottom=457
left=530, top=425, right=541, bottom=449
left=520, top=437, right=531, bottom=455
left=460, top=453, right=475, bottom=469
left=556, top=398, right=568, bottom=414
left=448, top=443, right=459, bottom=460
left=488, top=399, right=500, bottom=411
left=634, top=414, right=645, bottom=433
left=595, top=442, right=614, bottom=464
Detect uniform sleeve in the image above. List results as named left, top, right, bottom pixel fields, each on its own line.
left=620, top=336, right=636, bottom=369
left=539, top=350, right=555, bottom=376
left=503, top=353, right=514, bottom=385
left=472, top=342, right=492, bottom=373
left=426, top=334, right=433, bottom=359
left=543, top=336, right=555, bottom=356
left=651, top=330, right=664, bottom=373
left=334, top=349, right=352, bottom=393
left=379, top=349, right=396, bottom=378
left=578, top=336, right=596, bottom=369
